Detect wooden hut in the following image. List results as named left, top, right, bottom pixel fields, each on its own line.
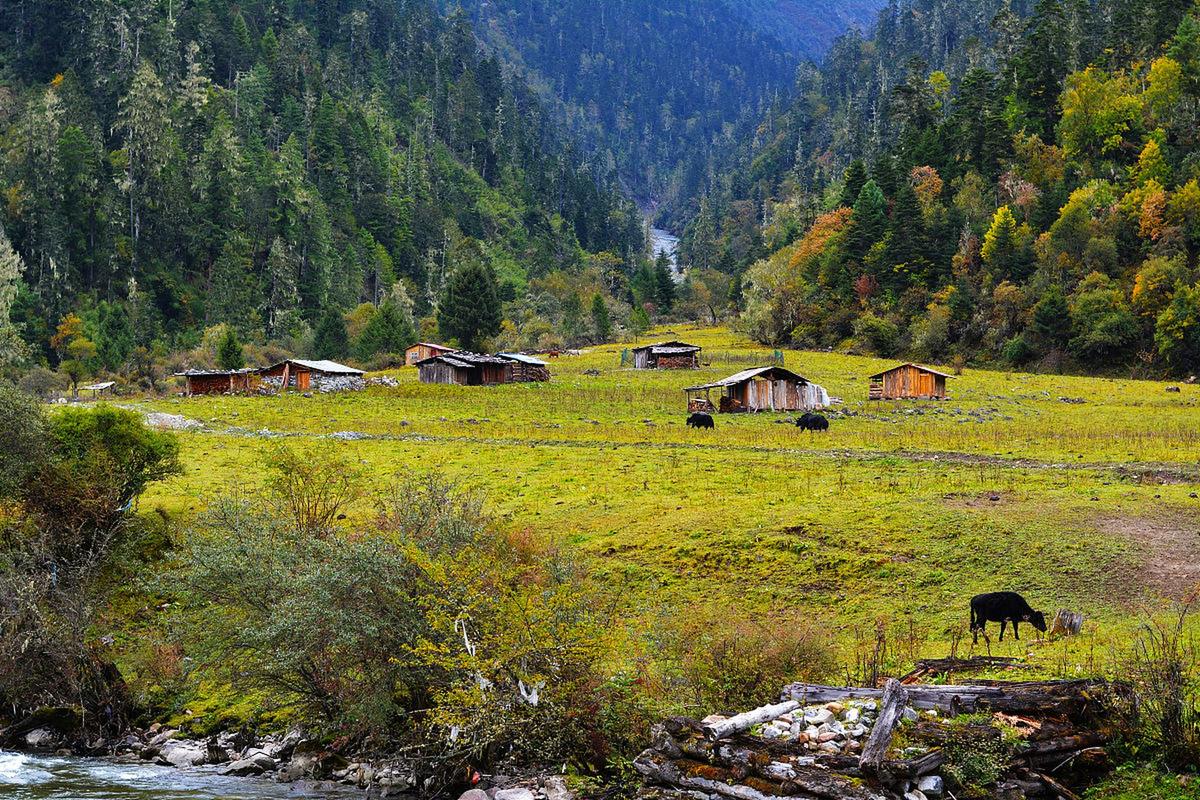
left=417, top=352, right=513, bottom=386
left=175, top=369, right=260, bottom=396
left=498, top=353, right=551, bottom=383
left=405, top=342, right=457, bottom=367
left=259, top=359, right=365, bottom=392
left=868, top=363, right=952, bottom=400
left=631, top=341, right=702, bottom=369
left=685, top=366, right=828, bottom=413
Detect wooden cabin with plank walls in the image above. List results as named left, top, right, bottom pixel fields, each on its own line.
left=175, top=369, right=261, bottom=396
left=418, top=352, right=513, bottom=385
left=260, top=359, right=365, bottom=392
left=498, top=353, right=551, bottom=382
left=631, top=341, right=701, bottom=369
left=868, top=363, right=952, bottom=400
left=685, top=366, right=828, bottom=413
left=405, top=342, right=456, bottom=366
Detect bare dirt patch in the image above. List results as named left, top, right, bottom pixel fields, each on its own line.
left=1094, top=512, right=1200, bottom=600
left=942, top=490, right=1013, bottom=509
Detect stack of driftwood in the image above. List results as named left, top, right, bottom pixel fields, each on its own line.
left=634, top=658, right=1125, bottom=800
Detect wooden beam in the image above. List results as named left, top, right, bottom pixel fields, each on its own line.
left=859, top=678, right=908, bottom=775
left=702, top=700, right=800, bottom=741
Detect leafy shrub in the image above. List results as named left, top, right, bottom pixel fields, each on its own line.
left=0, top=396, right=180, bottom=731
left=661, top=605, right=836, bottom=714
left=852, top=312, right=901, bottom=356
left=173, top=461, right=618, bottom=784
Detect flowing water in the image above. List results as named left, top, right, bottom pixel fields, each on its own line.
left=649, top=227, right=685, bottom=283
left=0, top=751, right=363, bottom=799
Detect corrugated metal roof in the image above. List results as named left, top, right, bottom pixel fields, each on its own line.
left=417, top=351, right=511, bottom=367
left=174, top=368, right=259, bottom=377
left=686, top=365, right=808, bottom=391
left=409, top=342, right=455, bottom=351
left=267, top=359, right=364, bottom=375
left=498, top=352, right=549, bottom=366
left=868, top=363, right=955, bottom=379
left=632, top=340, right=701, bottom=353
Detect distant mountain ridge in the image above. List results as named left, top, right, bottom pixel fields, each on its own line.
left=449, top=0, right=887, bottom=221
left=734, top=0, right=886, bottom=59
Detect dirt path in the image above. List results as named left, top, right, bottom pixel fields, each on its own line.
left=1095, top=512, right=1200, bottom=600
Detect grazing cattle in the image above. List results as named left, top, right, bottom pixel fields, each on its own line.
left=687, top=412, right=715, bottom=430
left=796, top=413, right=829, bottom=432
left=970, top=591, right=1047, bottom=644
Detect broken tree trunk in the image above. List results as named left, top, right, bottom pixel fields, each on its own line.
left=859, top=678, right=908, bottom=775
left=703, top=701, right=800, bottom=740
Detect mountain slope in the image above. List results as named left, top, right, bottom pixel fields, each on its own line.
left=0, top=0, right=643, bottom=366
left=735, top=0, right=885, bottom=58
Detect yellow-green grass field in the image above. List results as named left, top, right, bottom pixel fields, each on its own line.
left=131, top=326, right=1200, bottom=669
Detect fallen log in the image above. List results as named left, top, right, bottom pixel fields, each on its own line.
left=859, top=679, right=907, bottom=775
left=783, top=679, right=1107, bottom=717
left=899, top=656, right=1027, bottom=683
left=703, top=701, right=800, bottom=741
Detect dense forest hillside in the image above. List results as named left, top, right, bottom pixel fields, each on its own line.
left=452, top=0, right=810, bottom=221
left=736, top=0, right=885, bottom=59
left=683, top=0, right=1200, bottom=376
left=0, top=0, right=644, bottom=380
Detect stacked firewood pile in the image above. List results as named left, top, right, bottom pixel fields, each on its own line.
left=634, top=658, right=1127, bottom=800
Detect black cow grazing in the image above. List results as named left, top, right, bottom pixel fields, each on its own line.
left=687, top=412, right=715, bottom=430
left=970, top=591, right=1047, bottom=644
left=796, top=413, right=829, bottom=432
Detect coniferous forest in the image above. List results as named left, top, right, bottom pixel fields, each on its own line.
left=684, top=0, right=1200, bottom=376
left=3, top=0, right=1200, bottom=384
left=0, top=0, right=643, bottom=382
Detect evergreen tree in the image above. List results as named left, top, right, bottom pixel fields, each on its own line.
left=561, top=293, right=585, bottom=344
left=266, top=237, right=301, bottom=338
left=654, top=252, right=676, bottom=310
left=1030, top=286, right=1072, bottom=353
left=438, top=262, right=502, bottom=351
left=0, top=225, right=26, bottom=366
left=591, top=292, right=612, bottom=342
left=355, top=301, right=416, bottom=360
left=839, top=159, right=868, bottom=209
left=313, top=308, right=350, bottom=360
left=217, top=327, right=245, bottom=370
left=847, top=180, right=888, bottom=261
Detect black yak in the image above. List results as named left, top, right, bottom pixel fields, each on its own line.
left=796, top=413, right=829, bottom=432
left=687, top=412, right=715, bottom=430
left=970, top=591, right=1046, bottom=643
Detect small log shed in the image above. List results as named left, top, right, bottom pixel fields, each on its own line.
left=175, top=369, right=261, bottom=397
left=685, top=366, right=828, bottom=413
left=405, top=342, right=457, bottom=367
left=869, top=363, right=953, bottom=400
left=417, top=352, right=513, bottom=385
left=631, top=341, right=702, bottom=369
left=497, top=353, right=551, bottom=382
left=259, top=359, right=365, bottom=392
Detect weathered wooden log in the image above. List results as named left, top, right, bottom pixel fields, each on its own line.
left=703, top=701, right=800, bottom=741
left=859, top=678, right=908, bottom=775
left=783, top=679, right=1108, bottom=718
left=1016, top=732, right=1109, bottom=761
left=881, top=748, right=945, bottom=780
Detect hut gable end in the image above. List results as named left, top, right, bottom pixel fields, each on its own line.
left=868, top=363, right=952, bottom=400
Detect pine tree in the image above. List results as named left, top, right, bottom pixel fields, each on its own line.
left=1030, top=286, right=1072, bottom=352
left=839, top=159, right=868, bottom=209
left=266, top=237, right=301, bottom=338
left=208, top=234, right=257, bottom=333
left=0, top=224, right=27, bottom=366
left=313, top=308, right=350, bottom=360
left=561, top=293, right=584, bottom=344
left=355, top=300, right=416, bottom=360
left=654, top=252, right=676, bottom=310
left=438, top=262, right=502, bottom=351
left=591, top=292, right=612, bottom=342
left=217, top=326, right=245, bottom=370
left=847, top=180, right=888, bottom=261
left=981, top=206, right=1025, bottom=280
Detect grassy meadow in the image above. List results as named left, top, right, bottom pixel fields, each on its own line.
left=132, top=326, right=1200, bottom=672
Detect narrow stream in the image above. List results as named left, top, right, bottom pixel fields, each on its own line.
left=0, top=751, right=363, bottom=799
